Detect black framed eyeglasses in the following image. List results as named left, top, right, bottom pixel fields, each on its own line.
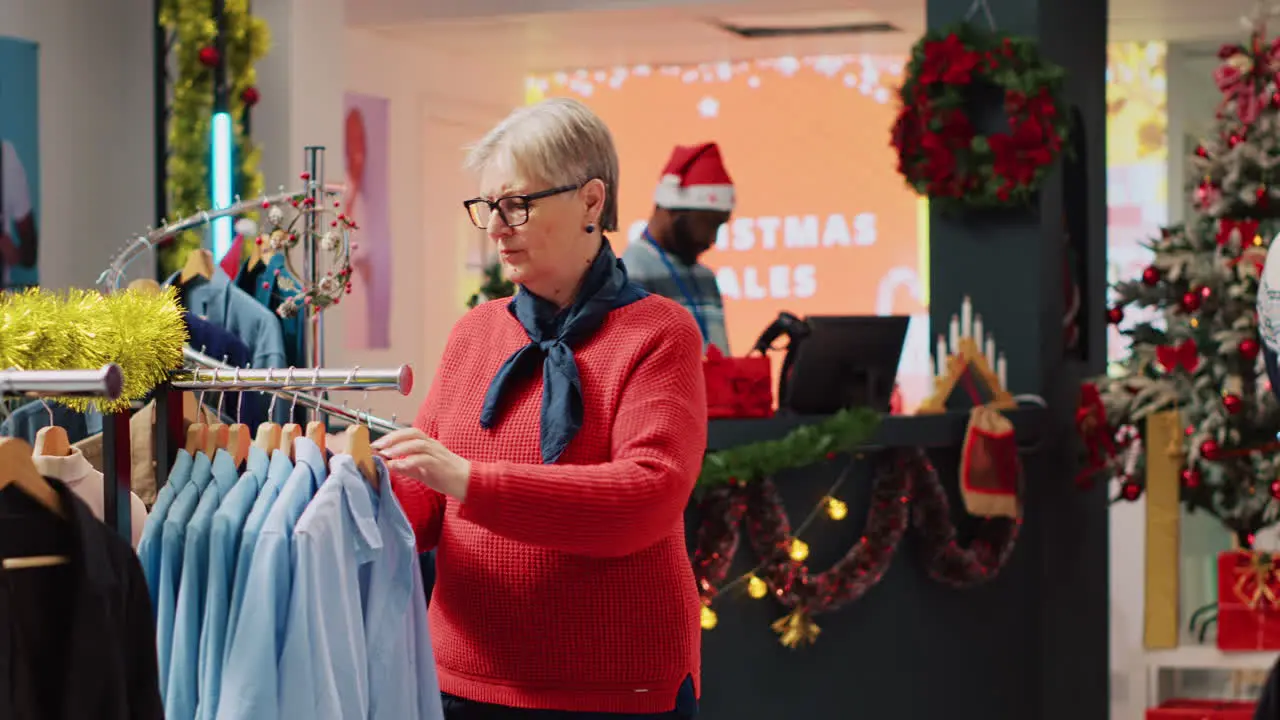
left=463, top=184, right=580, bottom=229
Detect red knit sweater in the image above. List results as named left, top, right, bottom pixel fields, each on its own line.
left=391, top=294, right=707, bottom=714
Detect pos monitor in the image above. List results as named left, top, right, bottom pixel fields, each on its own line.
left=778, top=315, right=910, bottom=415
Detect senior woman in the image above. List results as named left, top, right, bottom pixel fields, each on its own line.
left=373, top=97, right=707, bottom=719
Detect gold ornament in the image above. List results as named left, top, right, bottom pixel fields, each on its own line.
left=0, top=287, right=187, bottom=411
left=746, top=574, right=768, bottom=599
left=771, top=608, right=821, bottom=648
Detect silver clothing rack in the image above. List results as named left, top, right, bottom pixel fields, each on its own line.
left=180, top=346, right=409, bottom=434
left=0, top=365, right=125, bottom=400
left=96, top=183, right=345, bottom=291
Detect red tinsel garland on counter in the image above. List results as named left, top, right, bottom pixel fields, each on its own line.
left=692, top=448, right=1022, bottom=646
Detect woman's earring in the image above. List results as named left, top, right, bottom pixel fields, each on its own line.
left=585, top=223, right=596, bottom=234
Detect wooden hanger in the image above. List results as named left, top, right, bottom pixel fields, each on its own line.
left=33, top=425, right=71, bottom=457
left=226, top=423, right=251, bottom=467
left=306, top=420, right=326, bottom=456
left=254, top=369, right=282, bottom=454
left=179, top=248, right=215, bottom=284
left=0, top=437, right=65, bottom=521
left=281, top=423, right=302, bottom=460
left=345, top=419, right=378, bottom=489
left=205, top=422, right=230, bottom=457
left=127, top=277, right=163, bottom=295
left=186, top=387, right=209, bottom=454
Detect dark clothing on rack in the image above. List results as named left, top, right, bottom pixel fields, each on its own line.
left=439, top=676, right=697, bottom=720
left=186, top=313, right=265, bottom=428
left=0, top=478, right=163, bottom=720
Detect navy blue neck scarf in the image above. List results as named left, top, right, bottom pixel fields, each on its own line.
left=479, top=240, right=647, bottom=463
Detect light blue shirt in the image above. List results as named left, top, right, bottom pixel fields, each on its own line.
left=167, top=449, right=241, bottom=720
left=222, top=449, right=293, bottom=664
left=278, top=455, right=441, bottom=719
left=138, top=449, right=194, bottom=611
left=196, top=446, right=270, bottom=720
left=216, top=438, right=326, bottom=720
left=156, top=451, right=214, bottom=693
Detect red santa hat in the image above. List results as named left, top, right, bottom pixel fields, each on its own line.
left=653, top=142, right=735, bottom=213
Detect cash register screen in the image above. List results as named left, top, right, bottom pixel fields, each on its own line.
left=779, top=315, right=910, bottom=415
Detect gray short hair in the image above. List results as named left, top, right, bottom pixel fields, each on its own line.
left=464, top=98, right=620, bottom=232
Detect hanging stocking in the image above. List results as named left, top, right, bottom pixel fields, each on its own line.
left=959, top=405, right=1021, bottom=518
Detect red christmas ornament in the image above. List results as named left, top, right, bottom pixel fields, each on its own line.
left=1120, top=481, right=1143, bottom=501
left=198, top=46, right=221, bottom=68
left=1223, top=393, right=1244, bottom=414
left=1200, top=438, right=1222, bottom=461
left=1230, top=134, right=1242, bottom=148
left=1260, top=187, right=1271, bottom=207
left=1239, top=337, right=1261, bottom=362
left=1181, top=468, right=1202, bottom=489
left=1180, top=291, right=1202, bottom=313
left=1196, top=145, right=1210, bottom=158
left=240, top=86, right=260, bottom=106
left=1106, top=306, right=1125, bottom=325
left=1272, top=480, right=1280, bottom=501
left=1142, top=266, right=1161, bottom=286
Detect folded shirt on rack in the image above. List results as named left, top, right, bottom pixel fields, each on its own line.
left=33, top=447, right=148, bottom=548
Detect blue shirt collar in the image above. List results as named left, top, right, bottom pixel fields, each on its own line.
left=293, top=437, right=326, bottom=484
left=329, top=455, right=383, bottom=562
left=245, top=445, right=270, bottom=483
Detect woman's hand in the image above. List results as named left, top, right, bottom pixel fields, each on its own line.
left=372, top=428, right=471, bottom=501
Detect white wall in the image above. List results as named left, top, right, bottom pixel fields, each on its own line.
left=0, top=0, right=154, bottom=290
left=337, top=27, right=524, bottom=420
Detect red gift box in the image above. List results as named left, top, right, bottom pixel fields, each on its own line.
left=703, top=345, right=773, bottom=419
left=1147, top=699, right=1257, bottom=719
left=1217, top=550, right=1280, bottom=651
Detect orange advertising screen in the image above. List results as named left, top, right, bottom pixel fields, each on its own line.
left=527, top=56, right=931, bottom=408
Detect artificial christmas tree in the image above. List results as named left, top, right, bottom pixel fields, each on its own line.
left=1083, top=6, right=1280, bottom=650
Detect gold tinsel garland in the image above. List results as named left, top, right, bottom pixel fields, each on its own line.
left=0, top=288, right=187, bottom=412
left=159, top=0, right=270, bottom=276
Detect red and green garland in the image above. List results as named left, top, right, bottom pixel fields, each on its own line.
left=692, top=444, right=1021, bottom=647
left=891, top=23, right=1070, bottom=213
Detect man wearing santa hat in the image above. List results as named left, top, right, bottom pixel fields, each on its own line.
left=623, top=142, right=733, bottom=353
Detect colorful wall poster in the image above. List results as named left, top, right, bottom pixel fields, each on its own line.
left=343, top=92, right=392, bottom=349
left=0, top=37, right=40, bottom=291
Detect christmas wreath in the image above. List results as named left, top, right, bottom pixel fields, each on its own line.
left=891, top=23, right=1070, bottom=212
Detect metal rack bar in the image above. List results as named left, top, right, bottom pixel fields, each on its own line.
left=97, top=183, right=346, bottom=290
left=169, top=366, right=411, bottom=393
left=0, top=365, right=125, bottom=400
left=179, top=346, right=409, bottom=434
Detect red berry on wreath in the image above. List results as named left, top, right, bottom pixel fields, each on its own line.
left=1272, top=481, right=1280, bottom=501
left=1200, top=438, right=1222, bottom=461
left=1239, top=337, right=1261, bottom=362
left=1260, top=187, right=1270, bottom=206
left=1106, top=306, right=1124, bottom=325
left=1196, top=145, right=1209, bottom=158
left=1180, top=291, right=1202, bottom=313
left=241, top=86, right=261, bottom=106
left=1223, top=393, right=1243, bottom=415
left=198, top=46, right=221, bottom=68
left=1141, top=266, right=1161, bottom=286
left=1181, top=468, right=1202, bottom=489
left=1120, top=481, right=1143, bottom=501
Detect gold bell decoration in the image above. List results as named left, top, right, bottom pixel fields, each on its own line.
left=771, top=608, right=821, bottom=648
